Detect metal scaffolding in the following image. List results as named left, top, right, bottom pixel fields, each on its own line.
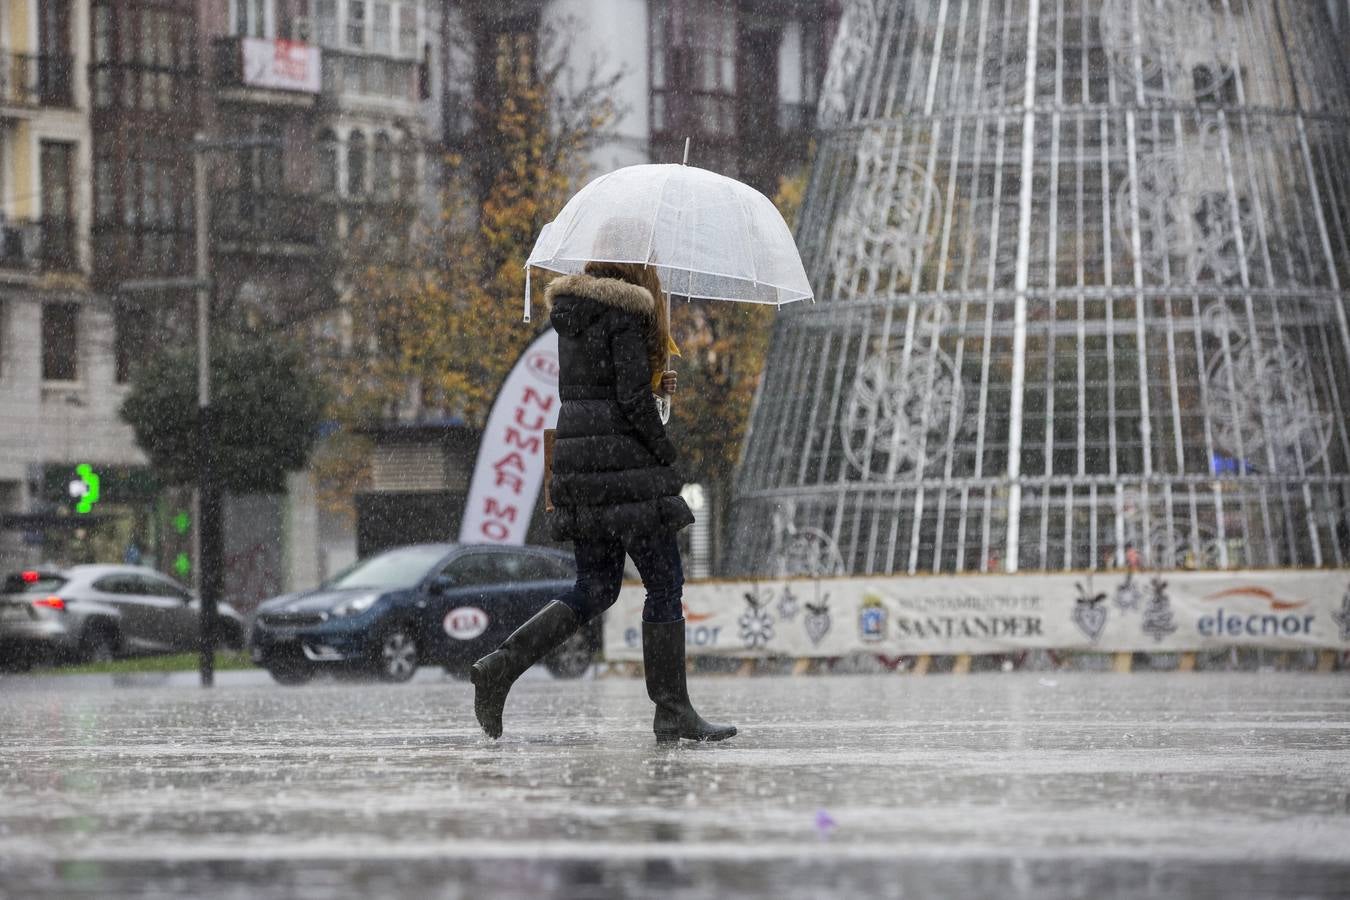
left=728, top=0, right=1350, bottom=577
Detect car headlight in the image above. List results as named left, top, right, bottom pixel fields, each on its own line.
left=332, top=593, right=381, bottom=618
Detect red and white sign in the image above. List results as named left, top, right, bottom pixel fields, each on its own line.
left=241, top=37, right=320, bottom=93
left=444, top=606, right=490, bottom=641
left=458, top=329, right=560, bottom=546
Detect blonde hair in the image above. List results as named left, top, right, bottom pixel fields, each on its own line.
left=583, top=260, right=670, bottom=378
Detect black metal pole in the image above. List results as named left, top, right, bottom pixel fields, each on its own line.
left=198, top=404, right=220, bottom=687
left=193, top=137, right=216, bottom=688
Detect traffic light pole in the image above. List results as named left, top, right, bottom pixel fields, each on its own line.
left=193, top=135, right=220, bottom=688
left=123, top=135, right=279, bottom=688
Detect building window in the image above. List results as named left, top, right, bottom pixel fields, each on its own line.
left=316, top=130, right=339, bottom=193
left=93, top=68, right=112, bottom=108
left=649, top=0, right=738, bottom=160
left=236, top=0, right=269, bottom=38
left=95, top=3, right=196, bottom=113
left=373, top=1, right=392, bottom=52
left=493, top=31, right=534, bottom=89
left=94, top=154, right=115, bottom=224
left=316, top=0, right=338, bottom=45
left=41, top=303, right=79, bottom=382
left=314, top=128, right=337, bottom=194
left=398, top=133, right=416, bottom=196
left=347, top=131, right=366, bottom=196
left=347, top=0, right=366, bottom=46
left=398, top=2, right=418, bottom=56
left=372, top=133, right=393, bottom=196
left=92, top=15, right=113, bottom=105
left=93, top=4, right=111, bottom=62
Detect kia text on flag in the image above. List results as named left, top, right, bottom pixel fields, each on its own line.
left=459, top=329, right=560, bottom=545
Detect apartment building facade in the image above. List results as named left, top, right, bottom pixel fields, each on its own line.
left=443, top=0, right=833, bottom=195
left=0, top=0, right=148, bottom=573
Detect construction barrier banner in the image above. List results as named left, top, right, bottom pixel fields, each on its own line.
left=602, top=569, right=1350, bottom=659
left=458, top=329, right=560, bottom=546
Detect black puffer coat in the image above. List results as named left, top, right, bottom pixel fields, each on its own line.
left=545, top=273, right=694, bottom=542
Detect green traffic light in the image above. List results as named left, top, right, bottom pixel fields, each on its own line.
left=74, top=464, right=101, bottom=515
left=173, top=553, right=192, bottom=579
left=172, top=510, right=191, bottom=534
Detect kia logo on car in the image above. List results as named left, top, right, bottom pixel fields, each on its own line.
left=444, top=607, right=490, bottom=640
left=525, top=351, right=560, bottom=385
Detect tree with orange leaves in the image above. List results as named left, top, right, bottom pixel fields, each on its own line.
left=314, top=33, right=619, bottom=514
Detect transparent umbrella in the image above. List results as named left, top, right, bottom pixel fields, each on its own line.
left=523, top=162, right=813, bottom=324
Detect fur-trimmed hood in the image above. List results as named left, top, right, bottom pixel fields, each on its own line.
left=546, top=273, right=667, bottom=379
left=543, top=273, right=656, bottom=318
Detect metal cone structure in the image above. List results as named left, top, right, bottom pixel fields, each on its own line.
left=728, top=0, right=1350, bottom=577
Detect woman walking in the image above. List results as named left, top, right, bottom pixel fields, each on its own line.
left=470, top=261, right=736, bottom=745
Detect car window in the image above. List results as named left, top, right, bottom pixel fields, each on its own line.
left=92, top=575, right=129, bottom=595
left=2, top=571, right=67, bottom=595
left=141, top=576, right=191, bottom=600
left=118, top=575, right=155, bottom=596
left=515, top=553, right=573, bottom=581
left=324, top=546, right=450, bottom=590
left=443, top=552, right=522, bottom=587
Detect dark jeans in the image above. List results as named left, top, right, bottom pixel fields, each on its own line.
left=555, top=531, right=684, bottom=624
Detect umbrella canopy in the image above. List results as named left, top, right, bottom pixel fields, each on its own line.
left=523, top=163, right=813, bottom=322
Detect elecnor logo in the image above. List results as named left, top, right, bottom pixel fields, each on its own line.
left=525, top=351, right=560, bottom=385
left=444, top=606, right=490, bottom=641
left=1197, top=586, right=1314, bottom=638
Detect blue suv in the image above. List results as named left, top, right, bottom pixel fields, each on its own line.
left=249, top=544, right=592, bottom=685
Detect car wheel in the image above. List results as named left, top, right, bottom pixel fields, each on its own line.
left=545, top=626, right=594, bottom=679
left=374, top=627, right=419, bottom=683
left=266, top=661, right=314, bottom=685
left=80, top=625, right=119, bottom=664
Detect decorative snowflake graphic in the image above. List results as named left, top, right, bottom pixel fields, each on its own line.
left=739, top=590, right=776, bottom=650
left=1114, top=572, right=1143, bottom=613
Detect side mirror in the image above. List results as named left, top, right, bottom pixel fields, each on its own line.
left=429, top=574, right=454, bottom=595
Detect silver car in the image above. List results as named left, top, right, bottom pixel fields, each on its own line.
left=0, top=565, right=246, bottom=670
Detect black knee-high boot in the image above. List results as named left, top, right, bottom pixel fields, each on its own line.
left=471, top=601, right=578, bottom=739
left=643, top=618, right=737, bottom=744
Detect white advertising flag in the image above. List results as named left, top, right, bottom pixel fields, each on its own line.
left=458, top=329, right=560, bottom=545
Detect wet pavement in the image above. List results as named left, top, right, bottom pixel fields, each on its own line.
left=0, top=670, right=1347, bottom=899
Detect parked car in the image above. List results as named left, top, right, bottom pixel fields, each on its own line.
left=249, top=543, right=595, bottom=685
left=0, top=565, right=247, bottom=670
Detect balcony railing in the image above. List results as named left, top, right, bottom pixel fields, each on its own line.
left=0, top=218, right=76, bottom=271
left=0, top=53, right=74, bottom=108
left=213, top=190, right=322, bottom=248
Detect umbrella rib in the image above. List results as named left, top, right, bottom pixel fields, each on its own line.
left=733, top=189, right=762, bottom=299
left=645, top=165, right=678, bottom=269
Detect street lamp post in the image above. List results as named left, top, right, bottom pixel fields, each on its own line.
left=120, top=133, right=280, bottom=688
left=192, top=134, right=221, bottom=688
